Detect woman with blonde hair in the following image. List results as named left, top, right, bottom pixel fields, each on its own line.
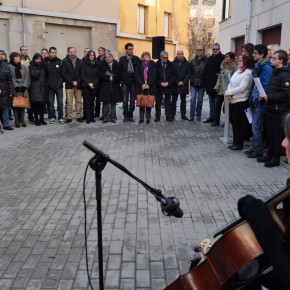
left=135, top=51, right=157, bottom=124
left=267, top=44, right=280, bottom=60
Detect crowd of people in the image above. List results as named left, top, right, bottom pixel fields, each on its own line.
left=1, top=42, right=290, bottom=166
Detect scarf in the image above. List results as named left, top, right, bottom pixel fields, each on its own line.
left=142, top=61, right=149, bottom=83
left=12, top=62, right=22, bottom=79
left=126, top=54, right=134, bottom=73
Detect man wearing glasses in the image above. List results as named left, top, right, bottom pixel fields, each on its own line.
left=204, top=43, right=224, bottom=123
left=189, top=45, right=208, bottom=121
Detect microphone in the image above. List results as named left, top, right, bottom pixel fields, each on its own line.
left=83, top=141, right=109, bottom=160
left=160, top=197, right=183, bottom=218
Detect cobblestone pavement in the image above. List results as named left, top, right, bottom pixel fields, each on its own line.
left=0, top=100, right=289, bottom=290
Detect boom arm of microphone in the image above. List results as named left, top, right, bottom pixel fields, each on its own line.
left=83, top=140, right=183, bottom=218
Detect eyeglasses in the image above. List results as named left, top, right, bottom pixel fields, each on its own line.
left=212, top=48, right=220, bottom=51
left=196, top=49, right=203, bottom=52
left=272, top=57, right=280, bottom=60
left=253, top=52, right=259, bottom=55
left=161, top=56, right=168, bottom=59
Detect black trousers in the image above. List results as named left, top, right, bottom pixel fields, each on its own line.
left=155, top=94, right=171, bottom=119
left=238, top=195, right=290, bottom=290
left=229, top=100, right=249, bottom=146
left=266, top=113, right=286, bottom=158
left=214, top=95, right=224, bottom=125
left=31, top=103, right=46, bottom=120
left=83, top=87, right=96, bottom=121
left=171, top=94, right=187, bottom=118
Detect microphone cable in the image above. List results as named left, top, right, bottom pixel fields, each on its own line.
left=82, top=161, right=94, bottom=290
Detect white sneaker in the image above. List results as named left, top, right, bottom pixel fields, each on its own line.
left=50, top=118, right=56, bottom=124
left=59, top=119, right=64, bottom=124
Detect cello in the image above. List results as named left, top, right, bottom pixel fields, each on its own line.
left=164, top=186, right=290, bottom=290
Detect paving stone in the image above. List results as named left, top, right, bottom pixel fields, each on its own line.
left=0, top=100, right=288, bottom=289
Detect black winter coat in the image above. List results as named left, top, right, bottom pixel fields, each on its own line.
left=99, top=60, right=122, bottom=103
left=81, top=60, right=99, bottom=88
left=29, top=61, right=48, bottom=103
left=204, top=52, right=225, bottom=95
left=190, top=55, right=208, bottom=88
left=172, top=57, right=190, bottom=95
left=156, top=59, right=178, bottom=95
left=119, top=55, right=141, bottom=84
left=0, top=61, right=14, bottom=108
left=134, top=60, right=157, bottom=96
left=266, top=66, right=290, bottom=115
left=43, top=57, right=63, bottom=90
left=62, top=57, right=82, bottom=89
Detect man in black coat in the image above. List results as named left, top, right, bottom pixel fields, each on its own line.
left=62, top=47, right=83, bottom=123
left=171, top=50, right=190, bottom=120
left=204, top=43, right=224, bottom=123
left=258, top=50, right=290, bottom=167
left=119, top=43, right=141, bottom=122
left=99, top=51, right=122, bottom=123
left=155, top=51, right=178, bottom=122
left=44, top=47, right=64, bottom=124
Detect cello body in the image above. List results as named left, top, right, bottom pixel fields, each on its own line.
left=165, top=186, right=290, bottom=290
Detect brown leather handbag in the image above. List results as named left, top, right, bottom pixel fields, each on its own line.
left=136, top=91, right=155, bottom=108
left=12, top=96, right=30, bottom=108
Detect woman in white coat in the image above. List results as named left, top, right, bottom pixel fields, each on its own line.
left=225, top=55, right=253, bottom=150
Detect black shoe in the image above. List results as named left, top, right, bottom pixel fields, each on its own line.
left=123, top=117, right=128, bottom=122
left=65, top=119, right=72, bottom=123
left=90, top=119, right=96, bottom=123
left=154, top=118, right=160, bottom=122
left=111, top=119, right=117, bottom=123
left=15, top=123, right=20, bottom=128
left=244, top=149, right=253, bottom=154
left=21, top=122, right=27, bottom=127
left=28, top=117, right=35, bottom=123
left=99, top=116, right=104, bottom=120
left=35, top=121, right=41, bottom=126
left=139, top=119, right=144, bottom=124
left=146, top=119, right=150, bottom=124
left=86, top=120, right=90, bottom=124
left=228, top=143, right=236, bottom=149
left=129, top=117, right=134, bottom=122
left=257, top=155, right=272, bottom=163
left=211, top=123, right=219, bottom=127
left=40, top=120, right=47, bottom=125
left=188, top=117, right=194, bottom=122
left=82, top=116, right=86, bottom=120
left=4, top=126, right=14, bottom=130
left=230, top=145, right=243, bottom=150
left=203, top=118, right=214, bottom=123
left=102, top=119, right=109, bottom=123
left=166, top=117, right=173, bottom=122
left=181, top=115, right=188, bottom=120
left=247, top=152, right=263, bottom=158
left=264, top=158, right=280, bottom=168
left=77, top=118, right=83, bottom=123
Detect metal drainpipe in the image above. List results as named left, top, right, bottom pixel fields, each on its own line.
left=245, top=0, right=252, bottom=43
left=22, top=0, right=26, bottom=45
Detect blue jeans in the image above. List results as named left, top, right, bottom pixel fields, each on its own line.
left=251, top=103, right=264, bottom=154
left=1, top=107, right=9, bottom=127
left=122, top=84, right=136, bottom=118
left=208, top=93, right=216, bottom=119
left=190, top=86, right=205, bottom=117
left=48, top=88, right=64, bottom=119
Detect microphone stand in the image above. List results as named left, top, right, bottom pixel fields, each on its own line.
left=83, top=141, right=166, bottom=290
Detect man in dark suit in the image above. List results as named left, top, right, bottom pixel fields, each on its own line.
left=155, top=51, right=178, bottom=122
left=204, top=43, right=224, bottom=123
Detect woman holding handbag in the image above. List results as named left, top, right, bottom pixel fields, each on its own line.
left=135, top=51, right=157, bottom=124
left=9, top=52, right=30, bottom=128
left=29, top=53, right=48, bottom=126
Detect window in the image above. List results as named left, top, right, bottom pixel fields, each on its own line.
left=164, top=12, right=172, bottom=38
left=137, top=5, right=146, bottom=34
left=222, top=0, right=232, bottom=20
